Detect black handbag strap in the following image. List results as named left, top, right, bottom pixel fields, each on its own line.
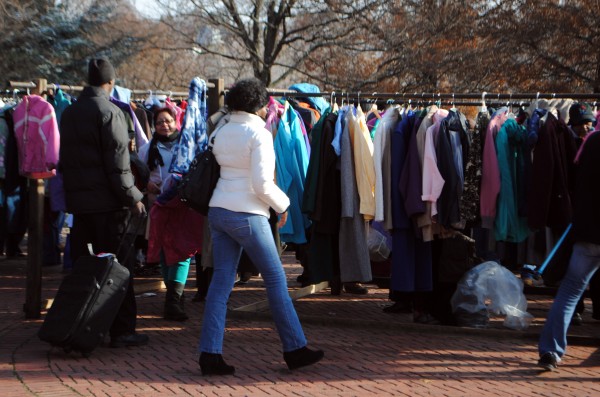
left=207, top=121, right=223, bottom=151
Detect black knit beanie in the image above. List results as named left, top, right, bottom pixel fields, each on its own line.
left=88, top=58, right=116, bottom=86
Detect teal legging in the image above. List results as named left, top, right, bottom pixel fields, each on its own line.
left=160, top=251, right=191, bottom=284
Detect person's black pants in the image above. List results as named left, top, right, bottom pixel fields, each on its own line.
left=71, top=209, right=137, bottom=338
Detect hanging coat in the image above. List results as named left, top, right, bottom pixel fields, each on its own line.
left=436, top=109, right=470, bottom=229
left=494, top=118, right=530, bottom=242
left=399, top=108, right=427, bottom=221
left=338, top=109, right=371, bottom=283
left=351, top=106, right=376, bottom=220
left=305, top=112, right=341, bottom=284
left=419, top=109, right=448, bottom=242
left=274, top=103, right=311, bottom=244
left=13, top=95, right=60, bottom=179
left=302, top=109, right=331, bottom=217
left=390, top=109, right=432, bottom=292
left=480, top=107, right=509, bottom=228
left=527, top=112, right=577, bottom=231
left=169, top=77, right=208, bottom=175
left=50, top=88, right=71, bottom=126
left=373, top=107, right=399, bottom=225
left=0, top=108, right=12, bottom=180
left=461, top=110, right=488, bottom=226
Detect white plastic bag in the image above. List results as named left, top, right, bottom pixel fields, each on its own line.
left=451, top=261, right=534, bottom=330
left=367, top=225, right=390, bottom=262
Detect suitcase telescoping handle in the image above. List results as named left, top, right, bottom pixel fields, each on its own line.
left=86, top=213, right=147, bottom=264
left=115, top=213, right=147, bottom=265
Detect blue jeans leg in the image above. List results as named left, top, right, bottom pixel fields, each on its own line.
left=199, top=208, right=307, bottom=354
left=539, top=242, right=600, bottom=358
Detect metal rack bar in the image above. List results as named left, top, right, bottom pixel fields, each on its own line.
left=8, top=81, right=214, bottom=97
left=266, top=90, right=600, bottom=101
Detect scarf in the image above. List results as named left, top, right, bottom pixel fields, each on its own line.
left=147, top=131, right=179, bottom=171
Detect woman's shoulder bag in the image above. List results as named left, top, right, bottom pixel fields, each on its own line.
left=178, top=133, right=220, bottom=215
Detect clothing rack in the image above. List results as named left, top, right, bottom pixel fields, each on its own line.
left=8, top=80, right=207, bottom=99
left=267, top=90, right=600, bottom=100
left=267, top=89, right=600, bottom=107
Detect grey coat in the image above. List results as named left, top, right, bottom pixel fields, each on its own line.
left=339, top=110, right=372, bottom=283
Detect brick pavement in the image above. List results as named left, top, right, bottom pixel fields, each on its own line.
left=1, top=253, right=599, bottom=397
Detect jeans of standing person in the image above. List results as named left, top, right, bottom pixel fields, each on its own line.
left=199, top=207, right=307, bottom=354
left=539, top=241, right=600, bottom=358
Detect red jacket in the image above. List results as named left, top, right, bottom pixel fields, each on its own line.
left=147, top=195, right=204, bottom=265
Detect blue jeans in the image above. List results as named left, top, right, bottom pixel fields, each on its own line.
left=539, top=242, right=600, bottom=358
left=199, top=207, right=307, bottom=354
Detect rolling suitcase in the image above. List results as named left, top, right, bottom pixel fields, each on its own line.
left=38, top=216, right=143, bottom=356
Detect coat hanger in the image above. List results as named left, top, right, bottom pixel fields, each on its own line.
left=506, top=94, right=516, bottom=119
left=330, top=91, right=339, bottom=112
left=450, top=93, right=457, bottom=111
left=366, top=92, right=381, bottom=119
left=481, top=91, right=487, bottom=113
left=144, top=90, right=154, bottom=107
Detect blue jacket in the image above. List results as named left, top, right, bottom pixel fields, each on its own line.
left=157, top=78, right=208, bottom=204
left=527, top=108, right=547, bottom=148
left=274, top=104, right=311, bottom=243
left=169, top=78, right=208, bottom=175
left=288, top=83, right=330, bottom=115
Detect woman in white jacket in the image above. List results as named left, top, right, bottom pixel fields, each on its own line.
left=198, top=78, right=324, bottom=375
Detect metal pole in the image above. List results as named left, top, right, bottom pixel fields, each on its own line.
left=24, top=78, right=46, bottom=319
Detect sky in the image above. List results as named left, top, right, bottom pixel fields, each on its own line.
left=132, top=0, right=163, bottom=18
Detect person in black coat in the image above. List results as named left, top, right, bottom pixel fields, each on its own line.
left=537, top=129, right=600, bottom=371
left=59, top=58, right=148, bottom=348
left=567, top=103, right=600, bottom=325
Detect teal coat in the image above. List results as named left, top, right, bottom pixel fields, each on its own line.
left=494, top=118, right=529, bottom=242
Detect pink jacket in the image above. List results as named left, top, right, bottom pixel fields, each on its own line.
left=480, top=109, right=509, bottom=228
left=13, top=95, right=60, bottom=178
left=421, top=109, right=449, bottom=212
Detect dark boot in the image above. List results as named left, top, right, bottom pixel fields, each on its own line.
left=283, top=346, right=324, bottom=370
left=199, top=352, right=235, bottom=375
left=193, top=266, right=213, bottom=302
left=164, top=281, right=188, bottom=321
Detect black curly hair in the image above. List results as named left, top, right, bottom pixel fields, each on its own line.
left=225, top=78, right=269, bottom=113
left=152, top=106, right=177, bottom=124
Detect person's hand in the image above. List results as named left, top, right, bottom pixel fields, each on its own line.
left=147, top=181, right=161, bottom=194
left=277, top=211, right=288, bottom=228
left=131, top=201, right=147, bottom=218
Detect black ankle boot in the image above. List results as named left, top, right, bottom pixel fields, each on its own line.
left=164, top=281, right=188, bottom=321
left=283, top=347, right=324, bottom=370
left=199, top=352, right=235, bottom=375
